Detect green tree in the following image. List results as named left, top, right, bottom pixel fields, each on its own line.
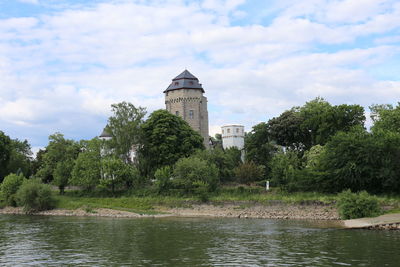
left=244, top=123, right=276, bottom=177
left=106, top=102, right=146, bottom=163
left=6, top=139, right=33, bottom=178
left=139, top=110, right=204, bottom=177
left=0, top=131, right=12, bottom=181
left=269, top=150, right=302, bottom=190
left=234, top=161, right=264, bottom=184
left=100, top=157, right=140, bottom=193
left=70, top=138, right=102, bottom=191
left=53, top=159, right=74, bottom=194
left=36, top=133, right=80, bottom=187
left=370, top=103, right=400, bottom=133
left=193, top=147, right=241, bottom=182
left=173, top=156, right=219, bottom=193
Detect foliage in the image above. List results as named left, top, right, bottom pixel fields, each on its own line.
left=35, top=133, right=80, bottom=184
left=234, top=161, right=265, bottom=184
left=319, top=127, right=400, bottom=193
left=100, top=157, right=141, bottom=193
left=337, top=190, right=381, bottom=219
left=16, top=179, right=55, bottom=213
left=70, top=138, right=102, bottom=191
left=370, top=103, right=400, bottom=133
left=269, top=150, right=302, bottom=190
left=173, top=156, right=219, bottom=193
left=154, top=166, right=173, bottom=194
left=6, top=139, right=33, bottom=178
left=244, top=122, right=276, bottom=178
left=53, top=159, right=74, bottom=194
left=0, top=173, right=24, bottom=206
left=0, top=131, right=12, bottom=181
left=106, top=102, right=146, bottom=163
left=267, top=97, right=365, bottom=151
left=139, top=110, right=204, bottom=177
left=193, top=147, right=241, bottom=182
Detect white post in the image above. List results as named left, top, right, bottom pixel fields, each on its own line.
left=266, top=180, right=270, bottom=191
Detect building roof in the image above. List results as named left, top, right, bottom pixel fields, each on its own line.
left=99, top=128, right=112, bottom=138
left=164, top=70, right=205, bottom=93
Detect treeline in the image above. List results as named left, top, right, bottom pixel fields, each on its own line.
left=1, top=98, right=400, bottom=198
left=246, top=98, right=400, bottom=194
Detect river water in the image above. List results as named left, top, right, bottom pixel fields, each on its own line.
left=0, top=215, right=399, bottom=266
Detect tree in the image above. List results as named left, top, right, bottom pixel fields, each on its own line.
left=7, top=139, right=33, bottom=178
left=106, top=102, right=146, bottom=163
left=267, top=98, right=365, bottom=151
left=70, top=138, right=102, bottom=191
left=267, top=108, right=306, bottom=150
left=193, top=147, right=241, bottom=182
left=0, top=131, right=12, bottom=181
left=244, top=123, right=277, bottom=178
left=53, top=159, right=74, bottom=194
left=173, top=156, right=219, bottom=193
left=370, top=103, right=400, bottom=133
left=234, top=161, right=264, bottom=184
left=139, top=109, right=204, bottom=177
left=36, top=133, right=80, bottom=187
left=100, top=157, right=139, bottom=193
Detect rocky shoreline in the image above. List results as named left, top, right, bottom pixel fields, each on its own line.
left=0, top=202, right=340, bottom=220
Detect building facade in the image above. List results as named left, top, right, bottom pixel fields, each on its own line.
left=164, top=70, right=209, bottom=148
left=221, top=125, right=245, bottom=161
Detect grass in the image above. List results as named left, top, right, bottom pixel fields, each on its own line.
left=26, top=186, right=400, bottom=216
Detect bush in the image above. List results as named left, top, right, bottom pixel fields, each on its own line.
left=16, top=179, right=55, bottom=213
left=173, top=156, right=219, bottom=193
left=337, top=190, right=381, bottom=219
left=0, top=173, right=24, bottom=206
left=234, top=161, right=264, bottom=184
left=154, top=166, right=173, bottom=194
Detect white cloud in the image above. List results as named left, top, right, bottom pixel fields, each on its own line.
left=0, top=0, right=399, bottom=147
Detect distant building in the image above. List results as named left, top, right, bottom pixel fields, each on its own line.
left=164, top=70, right=210, bottom=148
left=221, top=125, right=245, bottom=161
left=99, top=128, right=112, bottom=141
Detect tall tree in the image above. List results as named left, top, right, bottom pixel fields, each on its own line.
left=0, top=131, right=12, bottom=181
left=138, top=109, right=204, bottom=177
left=244, top=122, right=277, bottom=178
left=36, top=133, right=80, bottom=192
left=106, top=102, right=146, bottom=164
left=370, top=103, right=400, bottom=133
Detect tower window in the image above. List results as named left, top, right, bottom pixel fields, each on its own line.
left=189, top=110, right=194, bottom=119
left=175, top=111, right=179, bottom=116
left=189, top=81, right=194, bottom=85
left=174, top=81, right=179, bottom=86
left=227, top=129, right=230, bottom=134
left=236, top=128, right=239, bottom=133
left=222, top=130, right=224, bottom=134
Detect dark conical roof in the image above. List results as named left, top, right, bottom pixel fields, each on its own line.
left=99, top=128, right=112, bottom=138
left=164, top=70, right=204, bottom=93
left=173, top=70, right=198, bottom=80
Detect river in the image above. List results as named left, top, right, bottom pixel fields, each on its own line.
left=0, top=215, right=399, bottom=266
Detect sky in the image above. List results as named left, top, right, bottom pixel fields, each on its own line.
left=0, top=0, right=400, bottom=152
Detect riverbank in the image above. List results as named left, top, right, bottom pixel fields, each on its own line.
left=0, top=201, right=339, bottom=220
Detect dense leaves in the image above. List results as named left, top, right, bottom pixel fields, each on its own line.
left=139, top=110, right=204, bottom=177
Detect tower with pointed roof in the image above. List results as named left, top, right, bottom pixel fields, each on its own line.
left=164, top=70, right=209, bottom=148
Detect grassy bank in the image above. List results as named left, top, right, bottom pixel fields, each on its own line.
left=51, top=187, right=400, bottom=215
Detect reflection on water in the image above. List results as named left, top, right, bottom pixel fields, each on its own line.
left=0, top=215, right=399, bottom=266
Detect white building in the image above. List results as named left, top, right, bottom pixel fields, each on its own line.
left=221, top=125, right=245, bottom=161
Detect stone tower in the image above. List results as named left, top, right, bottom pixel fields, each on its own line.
left=164, top=70, right=209, bottom=148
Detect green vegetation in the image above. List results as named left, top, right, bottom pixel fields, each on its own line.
left=1, top=99, right=400, bottom=218
left=0, top=173, right=24, bottom=206
left=16, top=179, right=55, bottom=213
left=337, top=190, right=382, bottom=219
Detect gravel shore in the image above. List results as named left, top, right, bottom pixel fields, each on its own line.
left=1, top=202, right=340, bottom=220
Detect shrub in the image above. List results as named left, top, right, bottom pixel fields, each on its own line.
left=337, top=190, right=381, bottom=219
left=234, top=161, right=264, bottom=184
left=0, top=173, right=24, bottom=206
left=16, top=179, right=55, bottom=213
left=154, top=166, right=173, bottom=194
left=173, top=156, right=219, bottom=193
